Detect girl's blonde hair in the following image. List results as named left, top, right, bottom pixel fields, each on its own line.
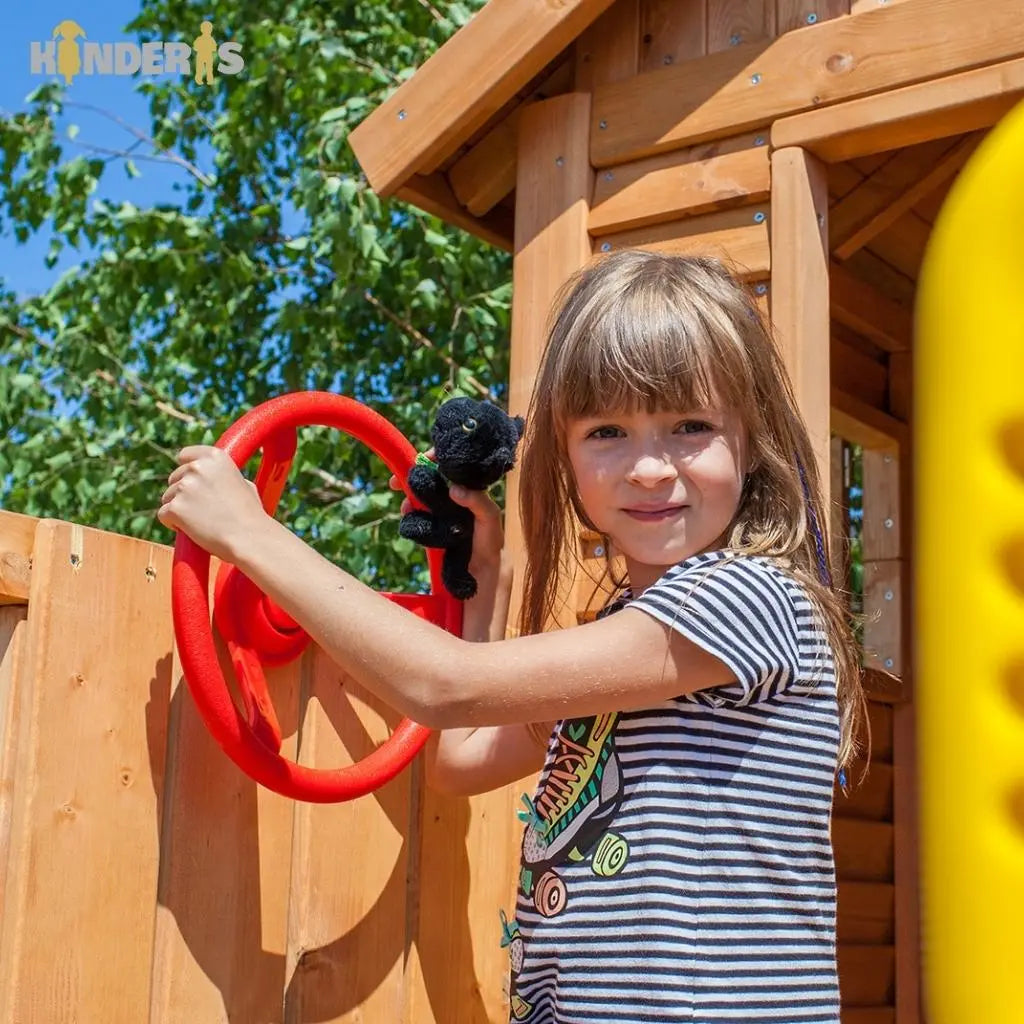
left=516, top=249, right=867, bottom=772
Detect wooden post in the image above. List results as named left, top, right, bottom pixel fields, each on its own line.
left=769, top=146, right=831, bottom=493
left=506, top=92, right=595, bottom=634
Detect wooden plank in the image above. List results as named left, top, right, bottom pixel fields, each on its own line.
left=283, top=653, right=410, bottom=1024
left=835, top=760, right=894, bottom=821
left=707, top=0, right=774, bottom=52
left=576, top=0, right=640, bottom=89
left=770, top=148, right=831, bottom=488
left=449, top=59, right=578, bottom=217
left=830, top=262, right=912, bottom=352
left=831, top=388, right=907, bottom=452
left=864, top=212, right=930, bottom=281
left=591, top=0, right=1024, bottom=167
left=868, top=701, right=893, bottom=763
left=830, top=437, right=851, bottom=586
left=0, top=607, right=27, bottom=931
left=411, top=784, right=527, bottom=1024
left=590, top=135, right=770, bottom=234
left=892, top=701, right=921, bottom=1022
left=396, top=173, right=514, bottom=252
left=833, top=134, right=981, bottom=258
left=640, top=0, right=705, bottom=72
left=839, top=945, right=896, bottom=1006
left=348, top=0, right=616, bottom=195
left=0, top=522, right=172, bottom=1023
left=0, top=511, right=36, bottom=605
left=842, top=249, right=915, bottom=312
left=151, top=606, right=298, bottom=1023
left=863, top=562, right=902, bottom=675
left=861, top=450, right=901, bottom=561
left=773, top=55, right=1024, bottom=163
left=505, top=92, right=594, bottom=635
left=837, top=881, right=895, bottom=944
left=596, top=207, right=771, bottom=277
left=832, top=335, right=887, bottom=412
left=834, top=818, right=894, bottom=881
left=776, top=0, right=850, bottom=34
left=843, top=1010, right=895, bottom=1024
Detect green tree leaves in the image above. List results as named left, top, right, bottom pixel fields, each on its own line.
left=1, top=0, right=510, bottom=592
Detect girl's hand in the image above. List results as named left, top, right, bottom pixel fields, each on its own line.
left=388, top=450, right=506, bottom=577
left=158, top=445, right=268, bottom=563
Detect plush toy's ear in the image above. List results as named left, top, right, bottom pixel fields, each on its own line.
left=512, top=415, right=525, bottom=439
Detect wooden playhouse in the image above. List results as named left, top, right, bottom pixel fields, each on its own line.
left=2, top=0, right=1022, bottom=1021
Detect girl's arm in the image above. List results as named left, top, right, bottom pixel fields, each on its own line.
left=159, top=446, right=734, bottom=729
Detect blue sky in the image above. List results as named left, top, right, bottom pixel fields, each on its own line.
left=1, top=3, right=221, bottom=301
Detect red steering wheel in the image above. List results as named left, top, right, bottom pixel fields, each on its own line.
left=171, top=391, right=462, bottom=803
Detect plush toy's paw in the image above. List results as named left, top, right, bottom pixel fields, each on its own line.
left=399, top=510, right=442, bottom=546
left=407, top=464, right=449, bottom=506
left=442, top=561, right=478, bottom=601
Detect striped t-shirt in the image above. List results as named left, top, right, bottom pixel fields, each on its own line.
left=502, top=550, right=841, bottom=1023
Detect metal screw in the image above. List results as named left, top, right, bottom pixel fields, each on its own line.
left=397, top=109, right=407, bottom=120
left=884, top=454, right=893, bottom=463
left=600, top=242, right=612, bottom=252
left=753, top=211, right=765, bottom=224
left=555, top=156, right=564, bottom=167
left=599, top=119, right=608, bottom=130
left=884, top=517, right=894, bottom=529
left=884, top=658, right=894, bottom=669
left=806, top=12, right=818, bottom=23
left=604, top=171, right=614, bottom=181
left=754, top=283, right=768, bottom=295
left=593, top=545, right=605, bottom=558
left=750, top=73, right=762, bottom=85
left=885, top=590, right=894, bottom=601
left=817, top=212, right=825, bottom=227
left=663, top=54, right=673, bottom=65
left=754, top=136, right=765, bottom=146
left=730, top=33, right=741, bottom=46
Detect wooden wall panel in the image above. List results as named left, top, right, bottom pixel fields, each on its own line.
left=0, top=523, right=173, bottom=1024
left=776, top=0, right=850, bottom=34
left=576, top=0, right=641, bottom=89
left=640, top=0, right=705, bottom=70
left=707, top=0, right=774, bottom=51
left=0, top=606, right=27, bottom=932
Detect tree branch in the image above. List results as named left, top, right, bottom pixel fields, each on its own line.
left=362, top=290, right=494, bottom=400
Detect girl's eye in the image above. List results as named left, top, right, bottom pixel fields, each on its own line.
left=586, top=425, right=623, bottom=440
left=678, top=420, right=713, bottom=434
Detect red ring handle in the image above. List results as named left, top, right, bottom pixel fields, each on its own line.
left=171, top=391, right=462, bottom=803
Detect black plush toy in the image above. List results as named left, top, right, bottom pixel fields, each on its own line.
left=399, top=398, right=524, bottom=600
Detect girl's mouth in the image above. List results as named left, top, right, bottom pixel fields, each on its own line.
left=623, top=506, right=686, bottom=522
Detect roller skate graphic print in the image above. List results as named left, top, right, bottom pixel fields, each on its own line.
left=520, top=712, right=629, bottom=916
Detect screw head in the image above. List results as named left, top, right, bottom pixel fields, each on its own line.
left=604, top=171, right=614, bottom=181
left=397, top=109, right=407, bottom=120
left=884, top=517, right=894, bottom=529
left=885, top=590, right=894, bottom=602
left=730, top=33, right=741, bottom=46
left=663, top=54, right=673, bottom=65
left=555, top=156, right=564, bottom=167
left=750, top=73, right=762, bottom=85
left=600, top=242, right=612, bottom=252
left=754, top=283, right=768, bottom=295
left=599, top=119, right=608, bottom=130
left=754, top=136, right=765, bottom=146
left=753, top=211, right=766, bottom=224
left=806, top=12, right=818, bottom=23
left=593, top=545, right=605, bottom=558
left=884, top=658, right=894, bottom=669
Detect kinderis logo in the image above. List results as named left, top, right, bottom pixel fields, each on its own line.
left=31, top=20, right=244, bottom=86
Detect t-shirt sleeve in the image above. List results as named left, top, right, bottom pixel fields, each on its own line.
left=626, top=555, right=803, bottom=707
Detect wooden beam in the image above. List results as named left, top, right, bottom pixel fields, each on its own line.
left=395, top=173, right=514, bottom=252
left=589, top=134, right=770, bottom=236
left=773, top=55, right=1024, bottom=163
left=832, top=134, right=982, bottom=259
left=348, top=0, right=616, bottom=196
left=505, top=93, right=594, bottom=634
left=595, top=205, right=771, bottom=278
left=830, top=262, right=912, bottom=353
left=591, top=0, right=1024, bottom=167
left=832, top=388, right=908, bottom=451
left=447, top=110, right=522, bottom=217
left=832, top=335, right=888, bottom=412
left=770, top=148, right=831, bottom=488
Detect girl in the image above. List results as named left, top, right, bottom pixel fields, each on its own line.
left=159, top=250, right=866, bottom=1024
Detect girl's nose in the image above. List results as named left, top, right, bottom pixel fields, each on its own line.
left=627, top=453, right=678, bottom=486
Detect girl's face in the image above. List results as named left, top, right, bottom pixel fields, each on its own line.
left=565, top=404, right=749, bottom=593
